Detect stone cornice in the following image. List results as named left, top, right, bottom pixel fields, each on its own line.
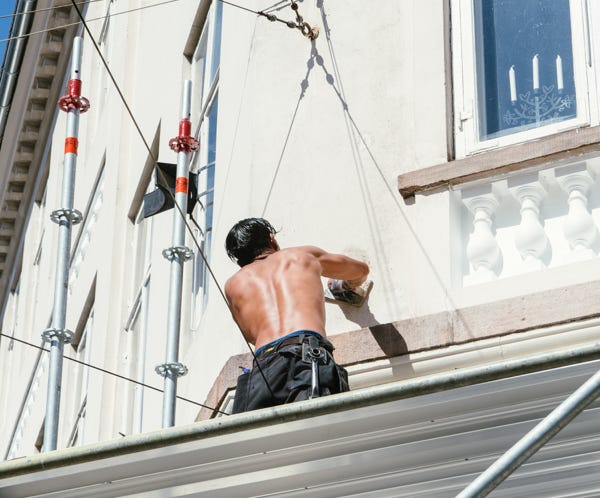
left=397, top=126, right=600, bottom=198
left=196, top=278, right=600, bottom=420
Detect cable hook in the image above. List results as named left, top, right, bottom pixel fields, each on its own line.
left=258, top=2, right=319, bottom=40
left=300, top=21, right=319, bottom=40
left=290, top=1, right=319, bottom=40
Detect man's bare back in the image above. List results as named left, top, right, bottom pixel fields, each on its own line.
left=224, top=218, right=368, bottom=412
left=225, top=245, right=369, bottom=350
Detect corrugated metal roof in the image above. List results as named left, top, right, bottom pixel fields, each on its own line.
left=1, top=359, right=599, bottom=497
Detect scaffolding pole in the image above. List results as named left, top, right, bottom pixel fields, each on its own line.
left=156, top=80, right=198, bottom=428
left=42, top=36, right=89, bottom=452
left=456, top=367, right=600, bottom=498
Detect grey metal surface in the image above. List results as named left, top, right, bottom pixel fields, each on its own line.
left=457, top=367, right=600, bottom=497
left=42, top=36, right=85, bottom=453
left=2, top=359, right=599, bottom=497
left=160, top=80, right=193, bottom=428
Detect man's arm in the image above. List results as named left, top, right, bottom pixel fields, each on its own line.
left=304, top=246, right=369, bottom=288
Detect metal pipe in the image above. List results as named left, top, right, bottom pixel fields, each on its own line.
left=0, top=0, right=36, bottom=144
left=157, top=80, right=197, bottom=427
left=42, top=36, right=87, bottom=452
left=456, top=366, right=600, bottom=498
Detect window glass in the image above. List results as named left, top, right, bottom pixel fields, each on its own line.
left=204, top=96, right=218, bottom=238
left=209, top=0, right=223, bottom=84
left=475, top=0, right=576, bottom=140
left=191, top=2, right=221, bottom=323
left=68, top=307, right=94, bottom=447
left=192, top=29, right=208, bottom=121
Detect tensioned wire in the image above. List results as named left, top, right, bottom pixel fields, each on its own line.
left=0, top=0, right=305, bottom=45
left=0, top=0, right=187, bottom=45
left=2, top=0, right=315, bottom=413
left=0, top=0, right=104, bottom=22
left=67, top=0, right=280, bottom=398
left=0, top=331, right=228, bottom=415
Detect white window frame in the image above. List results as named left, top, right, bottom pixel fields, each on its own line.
left=121, top=200, right=153, bottom=435
left=122, top=277, right=149, bottom=436
left=5, top=350, right=49, bottom=459
left=91, top=0, right=114, bottom=130
left=452, top=0, right=598, bottom=158
left=190, top=0, right=222, bottom=327
left=129, top=203, right=153, bottom=303
left=67, top=306, right=94, bottom=447
left=69, top=160, right=105, bottom=293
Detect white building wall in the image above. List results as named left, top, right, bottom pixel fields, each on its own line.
left=2, top=0, right=599, bottom=461
left=175, top=0, right=451, bottom=412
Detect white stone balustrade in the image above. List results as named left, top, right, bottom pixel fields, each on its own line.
left=556, top=164, right=598, bottom=261
left=508, top=174, right=549, bottom=271
left=456, top=158, right=600, bottom=285
left=462, top=186, right=501, bottom=281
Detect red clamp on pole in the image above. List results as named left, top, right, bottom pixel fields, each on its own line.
left=58, top=78, right=90, bottom=113
left=169, top=118, right=199, bottom=153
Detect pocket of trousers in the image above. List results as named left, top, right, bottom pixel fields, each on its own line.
left=231, top=372, right=250, bottom=414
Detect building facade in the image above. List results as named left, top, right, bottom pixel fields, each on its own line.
left=1, top=0, right=599, bottom=495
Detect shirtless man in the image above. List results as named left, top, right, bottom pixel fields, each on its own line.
left=224, top=217, right=369, bottom=413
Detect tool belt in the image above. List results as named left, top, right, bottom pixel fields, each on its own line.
left=255, top=331, right=333, bottom=359
left=231, top=332, right=349, bottom=414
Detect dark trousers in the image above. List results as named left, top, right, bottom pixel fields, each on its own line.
left=231, top=333, right=349, bottom=414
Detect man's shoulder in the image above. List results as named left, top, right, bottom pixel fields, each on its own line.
left=281, top=245, right=325, bottom=257
left=224, top=270, right=242, bottom=295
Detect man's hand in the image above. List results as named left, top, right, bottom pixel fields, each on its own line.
left=328, top=278, right=360, bottom=292
left=325, top=278, right=373, bottom=306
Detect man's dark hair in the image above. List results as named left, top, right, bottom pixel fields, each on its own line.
left=225, top=218, right=277, bottom=266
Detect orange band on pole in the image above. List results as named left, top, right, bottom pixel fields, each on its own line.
left=64, top=137, right=78, bottom=155
left=175, top=177, right=188, bottom=194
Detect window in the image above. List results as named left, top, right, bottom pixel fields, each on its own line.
left=130, top=205, right=152, bottom=301
left=5, top=350, right=49, bottom=459
left=121, top=201, right=153, bottom=434
left=452, top=0, right=597, bottom=156
left=122, top=284, right=149, bottom=435
left=190, top=0, right=222, bottom=325
left=67, top=307, right=94, bottom=447
left=69, top=161, right=105, bottom=292
left=96, top=1, right=114, bottom=115
left=191, top=1, right=222, bottom=128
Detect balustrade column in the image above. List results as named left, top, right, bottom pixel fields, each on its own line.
left=556, top=166, right=598, bottom=260
left=509, top=177, right=549, bottom=270
left=462, top=188, right=502, bottom=281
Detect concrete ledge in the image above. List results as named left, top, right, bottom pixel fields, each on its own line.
left=397, top=126, right=600, bottom=198
left=197, top=279, right=600, bottom=420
